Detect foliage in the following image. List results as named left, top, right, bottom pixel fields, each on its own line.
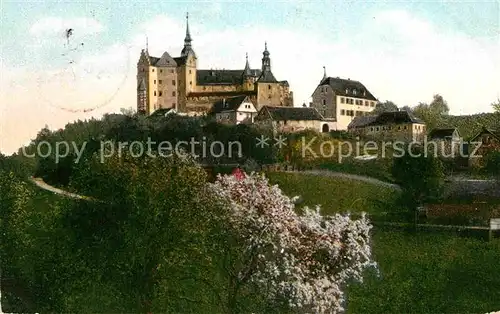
left=484, top=151, right=500, bottom=178
left=392, top=146, right=445, bottom=208
left=492, top=98, right=500, bottom=113
left=212, top=172, right=376, bottom=313
left=373, top=101, right=398, bottom=114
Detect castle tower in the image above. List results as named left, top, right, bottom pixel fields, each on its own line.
left=180, top=12, right=196, bottom=58
left=261, top=41, right=271, bottom=73
left=178, top=12, right=197, bottom=112
left=241, top=52, right=255, bottom=91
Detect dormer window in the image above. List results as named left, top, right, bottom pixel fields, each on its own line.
left=353, top=89, right=357, bottom=95
left=345, top=88, right=349, bottom=94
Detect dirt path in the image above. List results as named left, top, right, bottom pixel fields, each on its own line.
left=280, top=170, right=402, bottom=191
left=29, top=177, right=92, bottom=200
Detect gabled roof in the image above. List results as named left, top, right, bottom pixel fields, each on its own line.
left=348, top=115, right=377, bottom=129
left=317, top=77, right=377, bottom=101
left=366, top=110, right=424, bottom=126
left=197, top=69, right=261, bottom=85
left=469, top=127, right=500, bottom=142
left=210, top=95, right=252, bottom=113
left=148, top=56, right=160, bottom=65
left=156, top=51, right=177, bottom=67
left=173, top=56, right=187, bottom=66
left=257, top=70, right=278, bottom=83
left=259, top=106, right=324, bottom=121
left=428, top=128, right=460, bottom=139
left=188, top=90, right=256, bottom=98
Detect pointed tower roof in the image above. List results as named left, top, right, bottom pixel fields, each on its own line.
left=243, top=52, right=252, bottom=76
left=181, top=12, right=196, bottom=58
left=184, top=12, right=192, bottom=43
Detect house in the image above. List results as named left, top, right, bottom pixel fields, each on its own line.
left=428, top=128, right=463, bottom=158
left=254, top=106, right=335, bottom=133
left=466, top=127, right=500, bottom=167
left=310, top=69, right=378, bottom=130
left=347, top=115, right=377, bottom=136
left=210, top=95, right=257, bottom=125
left=359, top=110, right=426, bottom=142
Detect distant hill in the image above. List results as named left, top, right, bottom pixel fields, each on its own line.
left=434, top=112, right=499, bottom=140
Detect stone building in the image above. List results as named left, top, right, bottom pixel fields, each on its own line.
left=209, top=95, right=258, bottom=125
left=310, top=68, right=378, bottom=130
left=137, top=13, right=293, bottom=116
left=349, top=110, right=426, bottom=142
left=466, top=127, right=500, bottom=167
left=254, top=106, right=334, bottom=133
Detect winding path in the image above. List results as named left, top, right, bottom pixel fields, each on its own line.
left=280, top=170, right=402, bottom=191
left=29, top=177, right=91, bottom=200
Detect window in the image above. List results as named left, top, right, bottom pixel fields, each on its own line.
left=173, top=102, right=176, bottom=107
left=141, top=68, right=144, bottom=72
left=160, top=69, right=163, bottom=73
left=152, top=69, right=155, bottom=72
left=172, top=91, right=176, bottom=96
left=171, top=69, right=174, bottom=73
left=371, top=127, right=374, bottom=131
left=353, top=89, right=357, bottom=95
left=398, top=126, right=401, bottom=130
left=341, top=97, right=345, bottom=103
left=404, top=126, right=407, bottom=130
left=268, top=85, right=271, bottom=90
left=341, top=109, right=345, bottom=115
left=172, top=80, right=176, bottom=85
left=322, top=99, right=326, bottom=106
left=189, top=81, right=192, bottom=85
left=159, top=80, right=162, bottom=84
left=189, top=70, right=192, bottom=74
left=154, top=80, right=156, bottom=84
left=345, top=88, right=349, bottom=94
left=365, top=101, right=369, bottom=106
left=159, top=91, right=162, bottom=96
left=154, top=91, right=156, bottom=96
left=376, top=127, right=379, bottom=131
left=370, top=102, right=375, bottom=107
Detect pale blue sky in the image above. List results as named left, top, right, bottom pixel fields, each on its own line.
left=2, top=0, right=499, bottom=67
left=0, top=0, right=499, bottom=154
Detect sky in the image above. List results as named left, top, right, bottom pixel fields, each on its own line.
left=0, top=0, right=499, bottom=154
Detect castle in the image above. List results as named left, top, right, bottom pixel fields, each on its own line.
left=137, top=13, right=294, bottom=116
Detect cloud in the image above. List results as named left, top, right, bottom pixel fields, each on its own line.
left=1, top=10, right=499, bottom=154
left=29, top=17, right=104, bottom=38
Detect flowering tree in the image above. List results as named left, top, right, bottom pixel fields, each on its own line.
left=211, top=172, right=376, bottom=313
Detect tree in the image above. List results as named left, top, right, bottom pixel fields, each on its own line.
left=492, top=98, right=500, bottom=113
left=211, top=172, right=376, bottom=313
left=429, top=94, right=449, bottom=116
left=392, top=145, right=445, bottom=210
left=373, top=101, right=398, bottom=114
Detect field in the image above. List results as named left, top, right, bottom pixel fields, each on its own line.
left=267, top=172, right=500, bottom=313
left=265, top=172, right=399, bottom=214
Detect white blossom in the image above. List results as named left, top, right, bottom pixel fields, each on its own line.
left=210, top=171, right=377, bottom=313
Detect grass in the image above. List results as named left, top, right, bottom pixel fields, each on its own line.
left=316, top=158, right=395, bottom=183
left=266, top=172, right=400, bottom=215
left=268, top=172, right=500, bottom=313
left=347, top=230, right=500, bottom=314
